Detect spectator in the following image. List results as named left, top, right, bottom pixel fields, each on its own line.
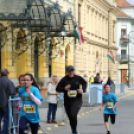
left=47, top=75, right=59, bottom=123
left=12, top=75, right=25, bottom=134
left=0, top=69, right=16, bottom=134
left=94, top=73, right=101, bottom=84
left=107, top=77, right=114, bottom=86
left=89, top=75, right=94, bottom=84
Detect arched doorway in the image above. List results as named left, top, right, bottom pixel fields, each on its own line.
left=65, top=44, right=71, bottom=73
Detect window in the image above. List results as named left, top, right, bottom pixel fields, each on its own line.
left=121, top=25, right=127, bottom=39
left=121, top=29, right=127, bottom=36
left=78, top=4, right=81, bottom=26
left=121, top=49, right=127, bottom=59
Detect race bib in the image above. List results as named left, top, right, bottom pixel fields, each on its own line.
left=106, top=102, right=113, bottom=108
left=67, top=90, right=77, bottom=98
left=23, top=104, right=36, bottom=113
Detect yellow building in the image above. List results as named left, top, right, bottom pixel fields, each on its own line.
left=74, top=0, right=118, bottom=82
left=0, top=0, right=76, bottom=85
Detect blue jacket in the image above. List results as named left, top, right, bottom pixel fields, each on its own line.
left=0, top=76, right=16, bottom=107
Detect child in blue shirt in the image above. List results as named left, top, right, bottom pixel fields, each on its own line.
left=19, top=73, right=42, bottom=134
left=99, top=84, right=119, bottom=134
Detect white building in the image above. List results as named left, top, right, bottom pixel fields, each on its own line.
left=116, top=0, right=134, bottom=84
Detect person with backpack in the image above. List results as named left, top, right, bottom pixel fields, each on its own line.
left=94, top=73, right=101, bottom=84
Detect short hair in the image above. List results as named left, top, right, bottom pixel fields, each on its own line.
left=96, top=73, right=100, bottom=76
left=18, top=75, right=24, bottom=81
left=1, top=69, right=9, bottom=76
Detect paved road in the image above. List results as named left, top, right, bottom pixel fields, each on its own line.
left=38, top=92, right=134, bottom=134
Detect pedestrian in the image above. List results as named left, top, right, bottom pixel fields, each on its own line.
left=89, top=75, right=94, bottom=84
left=11, top=75, right=25, bottom=134
left=47, top=75, right=59, bottom=123
left=94, top=73, right=101, bottom=84
left=107, top=77, right=114, bottom=86
left=99, top=84, right=119, bottom=134
left=0, top=69, right=16, bottom=134
left=19, top=73, right=42, bottom=134
left=56, top=65, right=87, bottom=134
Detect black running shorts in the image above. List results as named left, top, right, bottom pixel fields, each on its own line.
left=104, top=114, right=116, bottom=124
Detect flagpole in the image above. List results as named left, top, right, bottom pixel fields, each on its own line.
left=108, top=10, right=110, bottom=77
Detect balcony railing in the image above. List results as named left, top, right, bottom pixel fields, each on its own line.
left=116, top=54, right=128, bottom=63
left=121, top=54, right=127, bottom=60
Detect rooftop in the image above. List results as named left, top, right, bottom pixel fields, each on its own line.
left=117, top=0, right=134, bottom=7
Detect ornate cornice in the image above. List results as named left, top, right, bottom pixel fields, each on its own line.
left=83, top=36, right=118, bottom=51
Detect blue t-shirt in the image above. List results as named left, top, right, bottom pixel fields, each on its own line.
left=19, top=86, right=42, bottom=123
left=103, top=93, right=118, bottom=115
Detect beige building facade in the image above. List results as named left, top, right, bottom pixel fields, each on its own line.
left=74, top=0, right=118, bottom=82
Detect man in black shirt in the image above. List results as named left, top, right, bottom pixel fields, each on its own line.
left=56, top=65, right=87, bottom=134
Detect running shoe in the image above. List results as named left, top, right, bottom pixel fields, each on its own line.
left=107, top=131, right=111, bottom=134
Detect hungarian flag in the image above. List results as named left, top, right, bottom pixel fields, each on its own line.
left=107, top=50, right=115, bottom=64
left=74, top=27, right=84, bottom=44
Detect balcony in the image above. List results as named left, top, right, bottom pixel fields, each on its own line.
left=116, top=54, right=128, bottom=64
left=120, top=35, right=128, bottom=43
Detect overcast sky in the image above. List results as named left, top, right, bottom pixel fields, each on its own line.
left=127, top=0, right=134, bottom=5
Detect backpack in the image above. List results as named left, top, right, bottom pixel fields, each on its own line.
left=94, top=76, right=98, bottom=83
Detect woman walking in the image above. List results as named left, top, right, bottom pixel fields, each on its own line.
left=19, top=73, right=42, bottom=134
left=47, top=75, right=59, bottom=123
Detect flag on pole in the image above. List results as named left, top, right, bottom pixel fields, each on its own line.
left=107, top=50, right=115, bottom=64
left=74, top=27, right=84, bottom=44
left=96, top=57, right=102, bottom=64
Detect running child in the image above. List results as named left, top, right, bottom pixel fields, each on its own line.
left=19, top=73, right=42, bottom=134
left=99, top=84, right=119, bottom=134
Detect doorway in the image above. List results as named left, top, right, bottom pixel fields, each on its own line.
left=121, top=69, right=127, bottom=84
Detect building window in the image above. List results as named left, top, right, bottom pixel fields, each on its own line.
left=121, top=29, right=127, bottom=36
left=78, top=4, right=81, bottom=26
left=121, top=49, right=127, bottom=59
left=121, top=25, right=127, bottom=39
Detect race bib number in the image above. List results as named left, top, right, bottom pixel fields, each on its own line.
left=23, top=104, right=36, bottom=113
left=106, top=102, right=113, bottom=108
left=67, top=90, right=77, bottom=98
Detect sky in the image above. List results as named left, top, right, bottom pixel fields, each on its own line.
left=127, top=0, right=134, bottom=5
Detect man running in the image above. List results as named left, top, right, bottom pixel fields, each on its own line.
left=56, top=65, right=87, bottom=134
left=99, top=84, right=119, bottom=134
